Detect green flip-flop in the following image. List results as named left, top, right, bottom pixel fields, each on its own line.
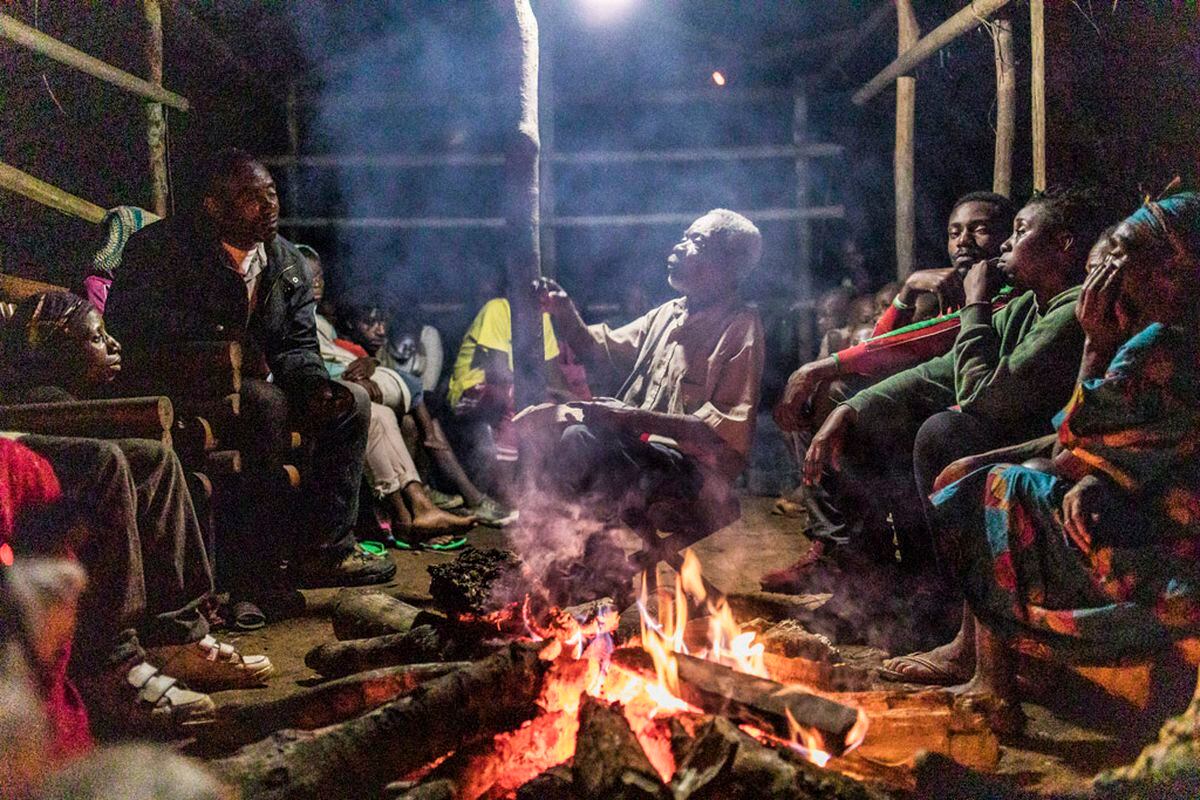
left=358, top=540, right=388, bottom=556
left=419, top=535, right=468, bottom=552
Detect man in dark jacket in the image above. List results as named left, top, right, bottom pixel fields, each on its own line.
left=107, top=148, right=394, bottom=590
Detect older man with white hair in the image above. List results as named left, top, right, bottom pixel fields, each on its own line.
left=531, top=209, right=765, bottom=530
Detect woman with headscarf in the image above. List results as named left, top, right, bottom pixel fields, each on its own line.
left=0, top=291, right=272, bottom=735
left=878, top=194, right=1200, bottom=734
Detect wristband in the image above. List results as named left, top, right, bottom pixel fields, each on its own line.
left=892, top=295, right=914, bottom=311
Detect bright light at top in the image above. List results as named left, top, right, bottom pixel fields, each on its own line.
left=711, top=71, right=726, bottom=86
left=578, top=0, right=637, bottom=24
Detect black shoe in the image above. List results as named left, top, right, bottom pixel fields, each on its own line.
left=294, top=546, right=396, bottom=588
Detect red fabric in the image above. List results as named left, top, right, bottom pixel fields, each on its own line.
left=871, top=303, right=914, bottom=337
left=334, top=338, right=370, bottom=359
left=0, top=438, right=94, bottom=760
left=839, top=296, right=1011, bottom=378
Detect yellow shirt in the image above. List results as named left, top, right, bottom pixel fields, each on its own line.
left=448, top=298, right=560, bottom=405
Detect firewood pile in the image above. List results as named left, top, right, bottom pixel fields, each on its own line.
left=203, top=548, right=1002, bottom=800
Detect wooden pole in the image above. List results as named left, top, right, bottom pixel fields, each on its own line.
left=538, top=11, right=558, bottom=280
left=504, top=0, right=545, bottom=410
left=853, top=0, right=1013, bottom=106
left=1030, top=0, right=1047, bottom=192
left=143, top=0, right=168, bottom=217
left=894, top=0, right=919, bottom=281
left=0, top=160, right=106, bottom=223
left=0, top=12, right=189, bottom=111
left=817, top=1, right=895, bottom=88
left=992, top=15, right=1016, bottom=196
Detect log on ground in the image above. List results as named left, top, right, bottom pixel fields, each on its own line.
left=213, top=643, right=549, bottom=800
left=573, top=695, right=670, bottom=800
left=202, top=662, right=469, bottom=747
left=612, top=648, right=863, bottom=757
left=305, top=622, right=492, bottom=678
left=331, top=592, right=427, bottom=640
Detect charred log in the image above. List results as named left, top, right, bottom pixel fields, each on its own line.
left=573, top=696, right=670, bottom=800
left=202, top=662, right=468, bottom=748
left=213, top=643, right=548, bottom=800
left=516, top=765, right=578, bottom=800
left=305, top=622, right=492, bottom=678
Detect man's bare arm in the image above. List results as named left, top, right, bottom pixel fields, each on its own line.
left=534, top=278, right=598, bottom=362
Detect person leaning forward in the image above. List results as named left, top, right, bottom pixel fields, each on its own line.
left=105, top=148, right=394, bottom=591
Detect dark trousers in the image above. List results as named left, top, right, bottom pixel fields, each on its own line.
left=223, top=378, right=368, bottom=591
left=546, top=423, right=707, bottom=527
left=912, top=410, right=1006, bottom=568
left=19, top=436, right=213, bottom=671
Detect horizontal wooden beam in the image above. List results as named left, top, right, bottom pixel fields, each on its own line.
left=279, top=206, right=844, bottom=230
left=0, top=12, right=189, bottom=111
left=0, top=160, right=106, bottom=223
left=816, top=1, right=896, bottom=88
left=852, top=0, right=1013, bottom=105
left=312, top=86, right=793, bottom=111
left=261, top=143, right=843, bottom=171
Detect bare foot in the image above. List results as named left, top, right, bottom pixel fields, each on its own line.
left=410, top=507, right=478, bottom=534
left=946, top=675, right=1025, bottom=736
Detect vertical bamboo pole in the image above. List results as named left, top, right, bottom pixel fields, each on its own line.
left=144, top=0, right=168, bottom=216
left=992, top=15, right=1015, bottom=196
left=505, top=0, right=545, bottom=409
left=792, top=82, right=815, bottom=361
left=894, top=0, right=919, bottom=280
left=1030, top=0, right=1046, bottom=191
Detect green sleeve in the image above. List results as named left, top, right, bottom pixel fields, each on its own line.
left=842, top=350, right=957, bottom=425
left=954, top=289, right=1084, bottom=433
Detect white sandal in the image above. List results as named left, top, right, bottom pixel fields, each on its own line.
left=125, top=661, right=215, bottom=729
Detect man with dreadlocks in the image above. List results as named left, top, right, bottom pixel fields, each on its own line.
left=0, top=291, right=272, bottom=735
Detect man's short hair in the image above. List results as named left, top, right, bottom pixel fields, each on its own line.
left=951, top=191, right=1017, bottom=231
left=703, top=208, right=763, bottom=280
left=200, top=147, right=261, bottom=199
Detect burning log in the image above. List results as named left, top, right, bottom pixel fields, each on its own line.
left=573, top=696, right=671, bottom=800
left=390, top=778, right=456, bottom=800
left=611, top=648, right=864, bottom=758
left=516, top=765, right=577, bottom=800
left=202, top=662, right=469, bottom=747
left=671, top=717, right=891, bottom=800
left=304, top=622, right=491, bottom=678
left=331, top=592, right=430, bottom=640
left=213, top=643, right=549, bottom=800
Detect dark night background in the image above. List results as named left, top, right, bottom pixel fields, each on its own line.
left=2, top=1, right=1198, bottom=400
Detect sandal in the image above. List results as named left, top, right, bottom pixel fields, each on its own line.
left=124, top=660, right=215, bottom=731
left=878, top=653, right=971, bottom=685
left=393, top=534, right=469, bottom=552
left=147, top=635, right=274, bottom=691
left=230, top=600, right=267, bottom=632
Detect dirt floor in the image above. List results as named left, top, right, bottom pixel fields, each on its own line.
left=191, top=496, right=1190, bottom=796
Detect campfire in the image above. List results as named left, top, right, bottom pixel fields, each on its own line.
left=212, top=547, right=1000, bottom=800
